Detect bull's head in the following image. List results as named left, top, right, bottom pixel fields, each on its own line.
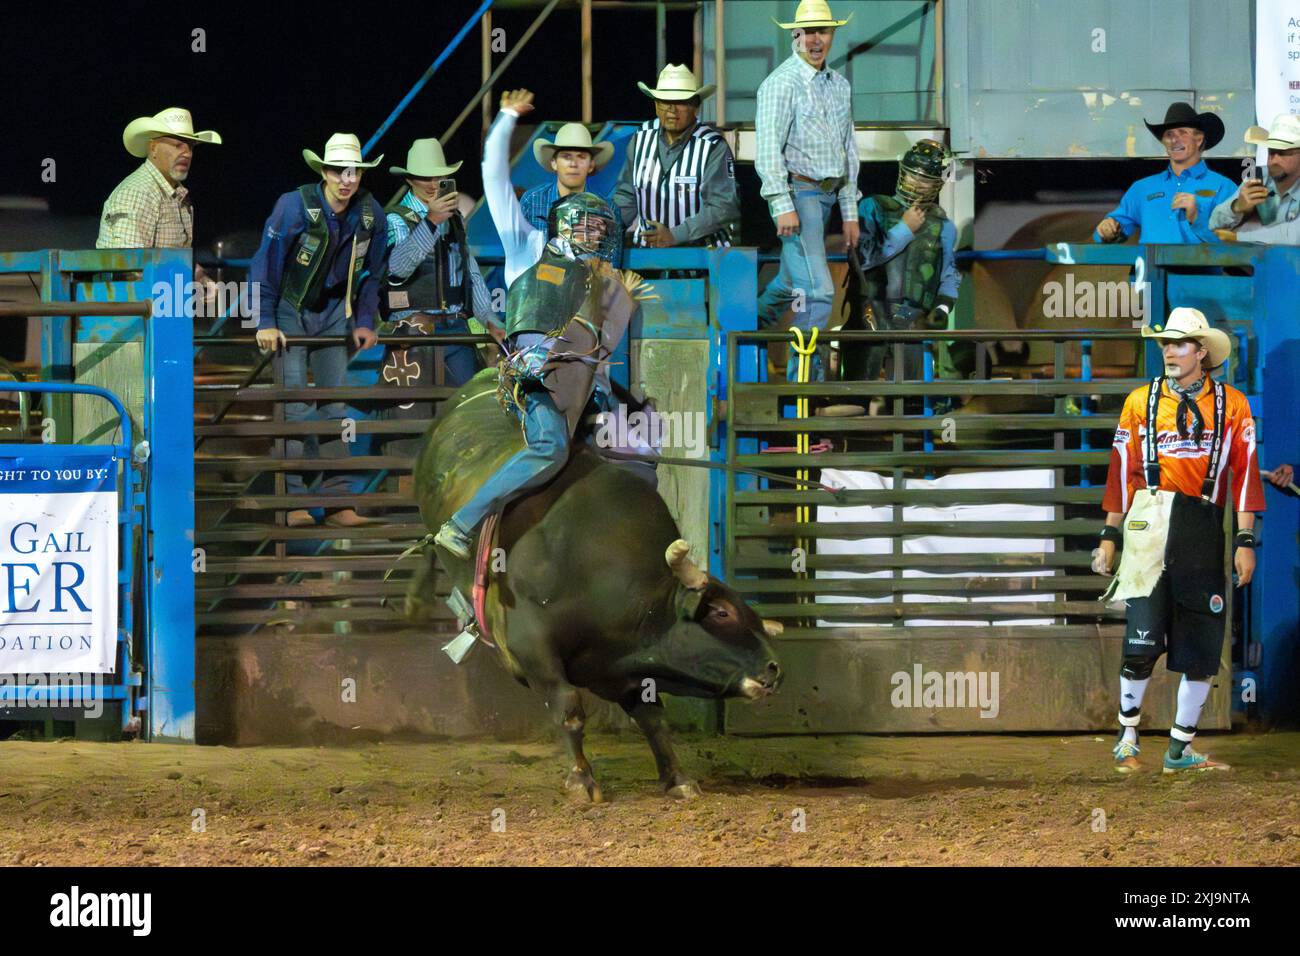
left=646, top=539, right=782, bottom=701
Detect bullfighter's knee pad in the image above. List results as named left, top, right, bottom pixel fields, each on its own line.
left=1120, top=655, right=1156, bottom=681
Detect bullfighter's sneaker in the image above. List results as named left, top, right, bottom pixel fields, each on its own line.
left=1162, top=746, right=1230, bottom=773
left=434, top=521, right=472, bottom=560
left=1112, top=739, right=1141, bottom=773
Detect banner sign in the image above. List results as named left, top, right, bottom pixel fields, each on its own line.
left=0, top=454, right=118, bottom=674
left=1254, top=0, right=1300, bottom=161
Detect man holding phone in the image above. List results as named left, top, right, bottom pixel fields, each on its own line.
left=382, top=138, right=502, bottom=393
left=1210, top=114, right=1300, bottom=244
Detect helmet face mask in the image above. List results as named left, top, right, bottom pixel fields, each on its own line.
left=548, top=192, right=619, bottom=262
left=895, top=139, right=950, bottom=207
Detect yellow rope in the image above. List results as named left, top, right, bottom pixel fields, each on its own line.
left=789, top=327, right=818, bottom=590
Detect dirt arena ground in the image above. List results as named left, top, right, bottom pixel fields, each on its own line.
left=2, top=731, right=1297, bottom=866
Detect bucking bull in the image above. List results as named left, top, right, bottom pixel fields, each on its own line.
left=407, top=364, right=783, bottom=801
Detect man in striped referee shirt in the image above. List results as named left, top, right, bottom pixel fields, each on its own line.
left=610, top=64, right=740, bottom=250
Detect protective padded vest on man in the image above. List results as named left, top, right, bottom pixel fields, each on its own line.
left=280, top=184, right=378, bottom=312
left=861, top=194, right=948, bottom=312
left=382, top=198, right=472, bottom=317
left=504, top=252, right=590, bottom=338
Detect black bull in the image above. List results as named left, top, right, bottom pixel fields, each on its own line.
left=409, top=368, right=783, bottom=801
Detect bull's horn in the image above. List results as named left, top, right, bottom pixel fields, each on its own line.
left=665, top=539, right=708, bottom=590
left=762, top=619, right=784, bottom=637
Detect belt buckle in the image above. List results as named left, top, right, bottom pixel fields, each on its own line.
left=820, top=177, right=840, bottom=193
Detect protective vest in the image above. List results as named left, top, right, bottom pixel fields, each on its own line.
left=504, top=250, right=590, bottom=338
left=861, top=194, right=946, bottom=311
left=280, top=184, right=378, bottom=312
left=381, top=195, right=472, bottom=317
left=628, top=119, right=733, bottom=247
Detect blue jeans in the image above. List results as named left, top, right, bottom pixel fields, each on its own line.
left=277, top=298, right=360, bottom=497
left=450, top=388, right=569, bottom=534
left=757, top=186, right=838, bottom=381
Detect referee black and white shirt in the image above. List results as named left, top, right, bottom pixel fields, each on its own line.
left=610, top=117, right=742, bottom=248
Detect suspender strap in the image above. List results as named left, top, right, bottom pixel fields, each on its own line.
left=1143, top=376, right=1162, bottom=492
left=1143, top=376, right=1226, bottom=499
left=1201, top=379, right=1226, bottom=500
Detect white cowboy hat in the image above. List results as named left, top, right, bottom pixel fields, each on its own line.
left=1244, top=113, right=1300, bottom=150
left=303, top=133, right=383, bottom=173
left=532, top=123, right=614, bottom=170
left=773, top=0, right=853, bottom=29
left=123, top=108, right=222, bottom=158
left=637, top=63, right=715, bottom=102
left=1142, top=307, right=1232, bottom=370
left=389, top=138, right=463, bottom=178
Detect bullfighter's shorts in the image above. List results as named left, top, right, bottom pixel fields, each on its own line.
left=1123, top=572, right=1227, bottom=679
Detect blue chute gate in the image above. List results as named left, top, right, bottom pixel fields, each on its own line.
left=0, top=380, right=142, bottom=735
left=0, top=250, right=196, bottom=741
left=719, top=244, right=1299, bottom=733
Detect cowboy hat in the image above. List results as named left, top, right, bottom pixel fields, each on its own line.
left=303, top=133, right=383, bottom=173
left=637, top=63, right=715, bottom=102
left=123, top=108, right=221, bottom=158
left=532, top=123, right=614, bottom=170
left=1142, top=307, right=1232, bottom=369
left=1244, top=113, right=1300, bottom=150
left=773, top=0, right=853, bottom=29
left=1144, top=101, right=1224, bottom=152
left=389, top=138, right=463, bottom=178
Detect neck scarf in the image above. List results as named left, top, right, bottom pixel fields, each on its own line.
left=1169, top=375, right=1206, bottom=440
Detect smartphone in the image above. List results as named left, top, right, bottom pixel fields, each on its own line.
left=438, top=177, right=457, bottom=198
left=1253, top=165, right=1266, bottom=183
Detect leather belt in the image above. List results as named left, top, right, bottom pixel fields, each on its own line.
left=791, top=173, right=845, bottom=193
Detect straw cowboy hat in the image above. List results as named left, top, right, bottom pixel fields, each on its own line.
left=1142, top=307, right=1232, bottom=370
left=637, top=63, right=715, bottom=102
left=1244, top=113, right=1300, bottom=150
left=1144, top=101, right=1224, bottom=152
left=773, top=0, right=853, bottom=29
left=389, top=138, right=463, bottom=178
left=123, top=107, right=222, bottom=158
left=532, top=123, right=614, bottom=170
left=303, top=133, right=383, bottom=173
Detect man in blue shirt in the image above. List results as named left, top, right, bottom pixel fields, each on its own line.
left=1094, top=102, right=1236, bottom=245
left=251, top=133, right=388, bottom=528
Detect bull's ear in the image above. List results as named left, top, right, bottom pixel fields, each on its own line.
left=762, top=619, right=784, bottom=637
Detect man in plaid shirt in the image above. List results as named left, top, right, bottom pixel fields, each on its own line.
left=97, top=108, right=221, bottom=255
left=755, top=1, right=860, bottom=381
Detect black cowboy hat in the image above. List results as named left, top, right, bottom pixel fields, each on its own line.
left=1144, top=101, right=1224, bottom=151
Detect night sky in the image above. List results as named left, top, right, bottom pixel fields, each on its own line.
left=0, top=0, right=1246, bottom=251
left=0, top=0, right=694, bottom=250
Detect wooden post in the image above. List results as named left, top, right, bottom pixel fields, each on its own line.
left=933, top=0, right=944, bottom=126
left=714, top=0, right=725, bottom=126
left=656, top=0, right=666, bottom=69
left=581, top=0, right=593, bottom=123
left=481, top=8, right=493, bottom=140
left=693, top=3, right=703, bottom=88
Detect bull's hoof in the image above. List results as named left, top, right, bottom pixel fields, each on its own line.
left=565, top=770, right=605, bottom=803
left=665, top=779, right=702, bottom=800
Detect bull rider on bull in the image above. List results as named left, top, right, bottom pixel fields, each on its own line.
left=433, top=191, right=647, bottom=559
